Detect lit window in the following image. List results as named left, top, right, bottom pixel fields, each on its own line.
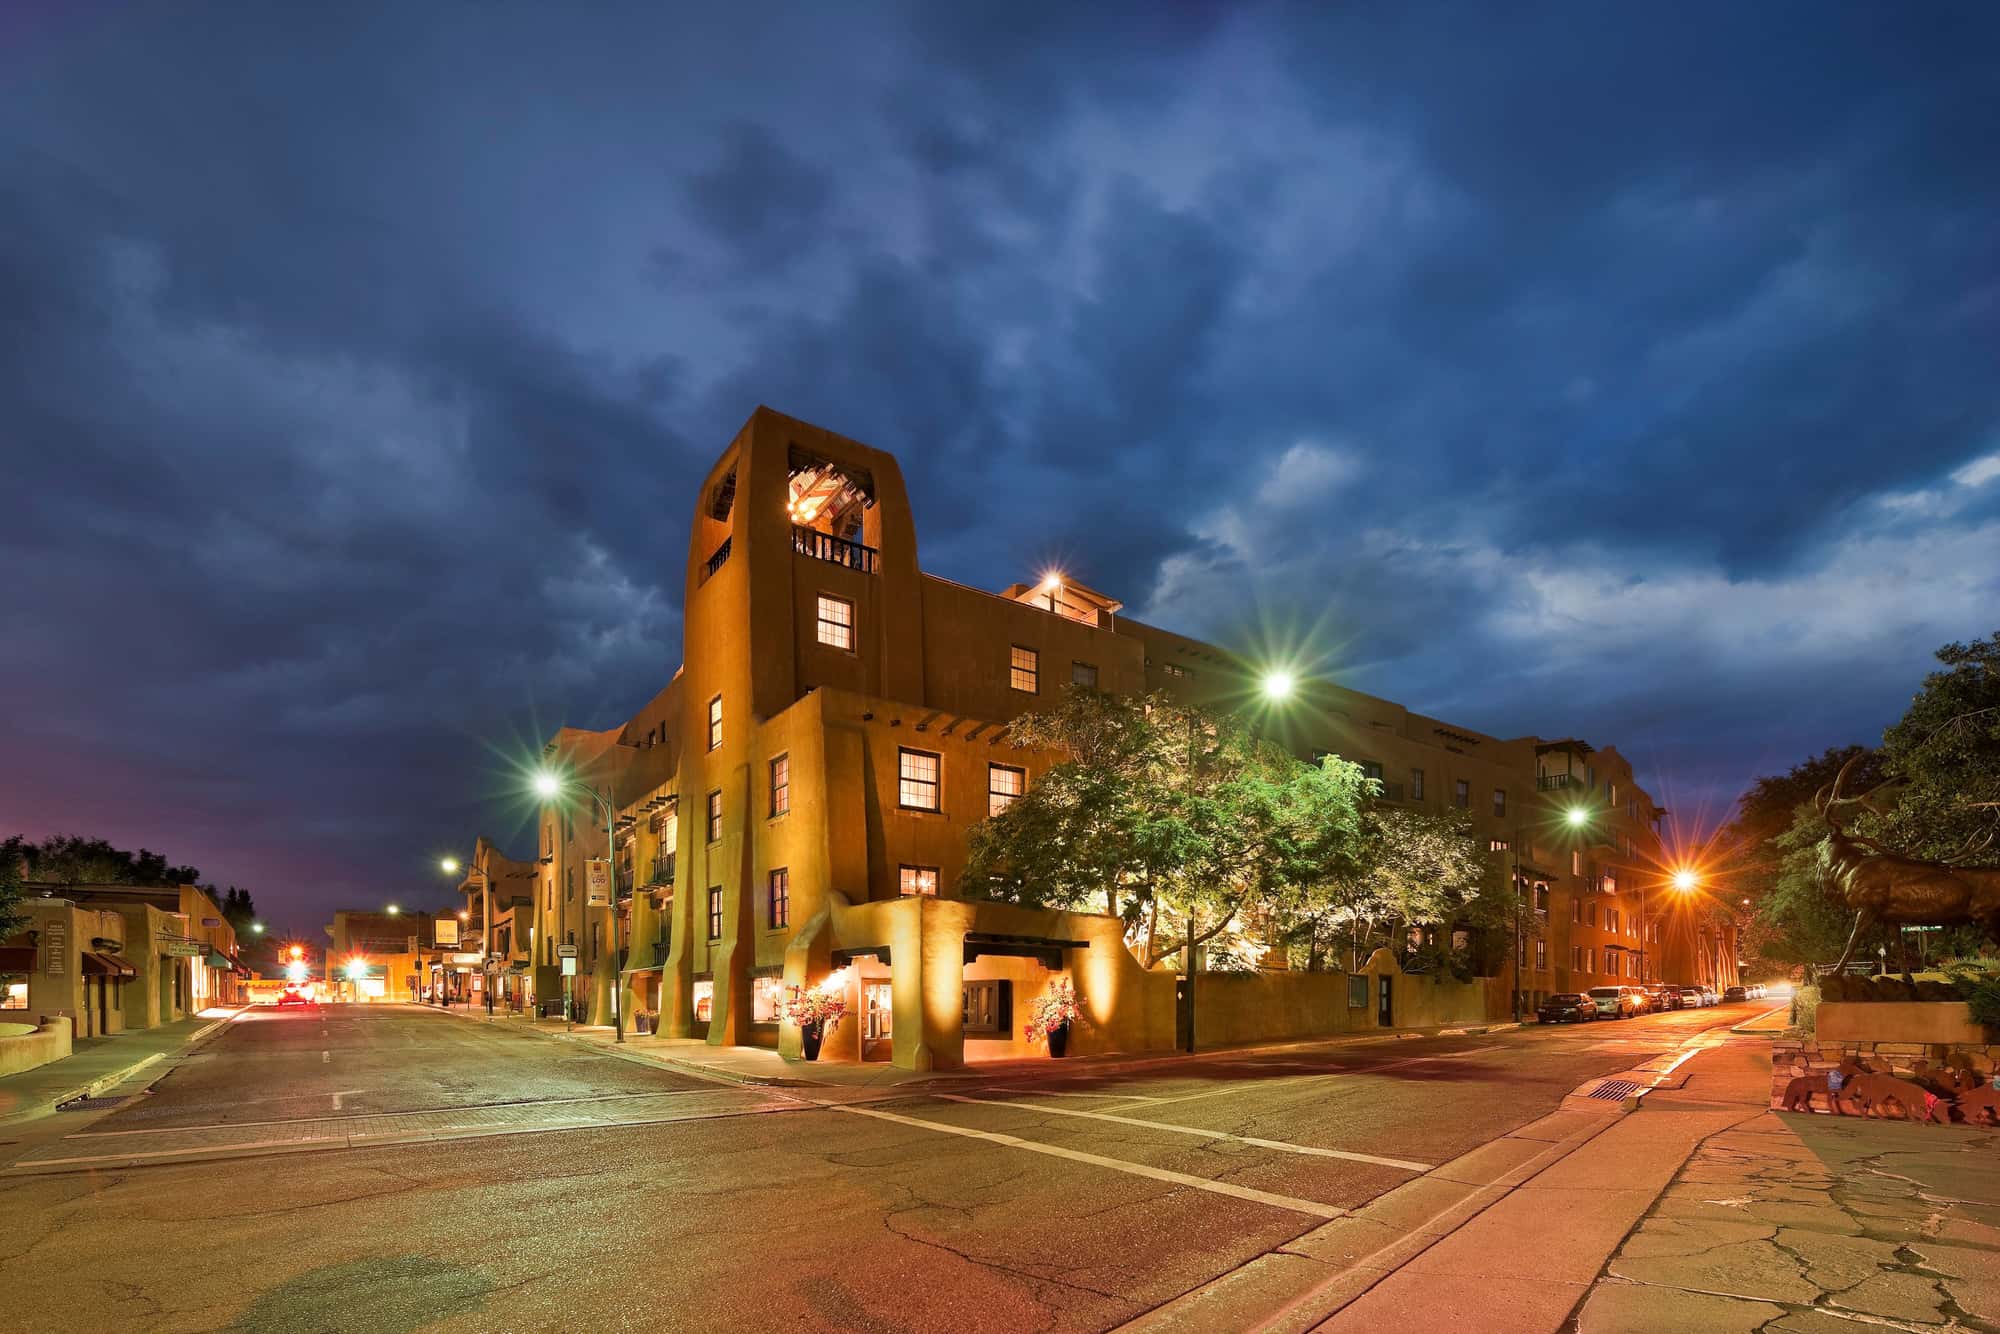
left=706, top=790, right=722, bottom=843
left=1453, top=780, right=1470, bottom=810
left=1489, top=838, right=1510, bottom=853
left=1360, top=761, right=1384, bottom=783
left=1071, top=661, right=1097, bottom=688
left=963, top=979, right=1005, bottom=1034
left=753, top=976, right=782, bottom=1023
left=707, top=887, right=723, bottom=940
left=1410, top=768, right=1425, bottom=800
left=769, top=754, right=790, bottom=818
left=816, top=594, right=854, bottom=651
left=1572, top=849, right=1582, bottom=876
left=707, top=695, right=722, bottom=751
left=693, top=979, right=714, bottom=1022
left=1492, top=788, right=1507, bottom=818
left=987, top=764, right=1025, bottom=817
left=1162, top=662, right=1190, bottom=679
left=0, top=979, right=25, bottom=1010
left=898, top=748, right=940, bottom=811
left=1009, top=645, right=1039, bottom=693
left=769, top=868, right=789, bottom=929
left=899, top=865, right=939, bottom=896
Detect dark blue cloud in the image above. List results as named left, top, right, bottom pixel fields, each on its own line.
left=1, top=1, right=1995, bottom=925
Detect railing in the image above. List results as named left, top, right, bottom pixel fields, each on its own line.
left=1536, top=773, right=1577, bottom=791
left=615, top=868, right=634, bottom=897
left=649, top=854, right=675, bottom=886
left=792, top=524, right=877, bottom=572
left=700, top=536, right=732, bottom=583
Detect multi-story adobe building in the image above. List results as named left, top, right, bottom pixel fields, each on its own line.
left=525, top=408, right=1736, bottom=1070
left=324, top=909, right=441, bottom=1003
left=448, top=838, right=536, bottom=1010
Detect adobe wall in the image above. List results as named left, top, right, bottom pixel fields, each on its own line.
left=0, top=1020, right=72, bottom=1079
left=1193, top=971, right=1359, bottom=1047
left=1816, top=1001, right=1986, bottom=1045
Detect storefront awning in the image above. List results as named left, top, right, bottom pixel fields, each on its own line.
left=83, top=951, right=136, bottom=978
left=203, top=948, right=233, bottom=970
left=0, top=946, right=36, bottom=971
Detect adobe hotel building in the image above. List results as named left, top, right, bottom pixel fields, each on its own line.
left=525, top=408, right=1736, bottom=1070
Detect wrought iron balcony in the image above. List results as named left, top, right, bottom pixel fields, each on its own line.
left=792, top=524, right=877, bottom=572
left=1536, top=773, right=1579, bottom=791
left=649, top=854, right=675, bottom=887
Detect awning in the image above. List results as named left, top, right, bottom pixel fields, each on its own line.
left=83, top=951, right=136, bottom=978
left=0, top=946, right=36, bottom=971
left=203, top=948, right=233, bottom=970
left=232, top=962, right=253, bottom=978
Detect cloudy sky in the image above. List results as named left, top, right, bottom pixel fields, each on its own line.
left=4, top=3, right=1995, bottom=928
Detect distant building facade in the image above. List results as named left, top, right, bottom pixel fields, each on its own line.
left=519, top=408, right=1736, bottom=1069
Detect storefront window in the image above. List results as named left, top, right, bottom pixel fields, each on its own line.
left=752, top=976, right=781, bottom=1023
left=693, top=980, right=714, bottom=1022
left=1, top=978, right=26, bottom=1009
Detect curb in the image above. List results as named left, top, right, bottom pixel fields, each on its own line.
left=3, top=1007, right=247, bottom=1124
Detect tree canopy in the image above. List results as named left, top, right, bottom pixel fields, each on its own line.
left=14, top=835, right=202, bottom=888
left=964, top=688, right=1496, bottom=973
left=0, top=837, right=27, bottom=942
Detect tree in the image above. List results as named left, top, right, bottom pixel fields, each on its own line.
left=16, top=835, right=200, bottom=887
left=964, top=689, right=1373, bottom=969
left=1730, top=747, right=1890, bottom=973
left=0, top=837, right=27, bottom=942
left=1876, top=630, right=2000, bottom=861
left=218, top=886, right=257, bottom=933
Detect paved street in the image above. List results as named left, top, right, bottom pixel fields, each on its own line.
left=1, top=1002, right=1762, bottom=1332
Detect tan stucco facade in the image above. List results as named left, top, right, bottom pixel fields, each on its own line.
left=516, top=408, right=1721, bottom=1069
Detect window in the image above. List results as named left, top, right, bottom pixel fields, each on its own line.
left=769, top=868, right=789, bottom=929
left=963, top=980, right=1008, bottom=1034
left=1453, top=780, right=1470, bottom=810
left=1360, top=760, right=1384, bottom=783
left=1609, top=781, right=1618, bottom=806
left=1489, top=838, right=1510, bottom=853
left=1492, top=788, right=1507, bottom=818
left=769, top=754, right=790, bottom=818
left=1535, top=884, right=1549, bottom=913
left=1009, top=645, right=1039, bottom=693
left=1071, top=661, right=1097, bottom=687
left=815, top=594, right=855, bottom=651
left=1161, top=661, right=1191, bottom=679
left=1572, top=897, right=1582, bottom=923
left=898, top=747, right=941, bottom=811
left=567, top=868, right=575, bottom=901
left=693, top=980, right=714, bottom=1022
left=0, top=979, right=24, bottom=1010
left=707, top=887, right=723, bottom=940
left=1602, top=874, right=1617, bottom=895
left=1586, top=948, right=1596, bottom=973
left=706, top=790, right=723, bottom=843
left=1410, top=768, right=1425, bottom=800
left=1606, top=908, right=1619, bottom=934
left=706, top=694, right=723, bottom=751
left=1572, top=945, right=1583, bottom=970
left=987, top=764, right=1025, bottom=817
left=753, top=975, right=782, bottom=1023
left=1572, top=849, right=1582, bottom=876
left=899, top=865, right=939, bottom=896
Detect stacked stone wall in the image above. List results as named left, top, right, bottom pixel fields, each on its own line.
left=1770, top=1037, right=1999, bottom=1112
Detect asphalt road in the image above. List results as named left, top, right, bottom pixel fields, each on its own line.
left=0, top=1001, right=1766, bottom=1332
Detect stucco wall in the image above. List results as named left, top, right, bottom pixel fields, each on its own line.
left=1817, top=1001, right=1986, bottom=1045
left=1193, top=971, right=1359, bottom=1047
left=0, top=1020, right=72, bottom=1078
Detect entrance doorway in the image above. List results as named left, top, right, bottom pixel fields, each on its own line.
left=861, top=982, right=893, bottom=1062
left=1376, top=975, right=1393, bottom=1028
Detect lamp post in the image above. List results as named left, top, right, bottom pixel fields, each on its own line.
left=535, top=768, right=625, bottom=1043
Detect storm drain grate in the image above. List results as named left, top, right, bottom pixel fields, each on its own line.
left=1587, top=1079, right=1642, bottom=1101
left=57, top=1095, right=129, bottom=1112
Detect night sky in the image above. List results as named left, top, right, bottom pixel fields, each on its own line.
left=4, top=4, right=1996, bottom=931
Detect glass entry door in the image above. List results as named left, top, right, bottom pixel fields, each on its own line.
left=862, top=982, right=893, bottom=1062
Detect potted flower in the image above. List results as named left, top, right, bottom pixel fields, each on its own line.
left=1023, top=977, right=1080, bottom=1057
left=785, top=981, right=849, bottom=1061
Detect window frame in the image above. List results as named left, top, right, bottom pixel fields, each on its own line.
left=706, top=789, right=723, bottom=843
left=897, top=747, right=941, bottom=812
left=707, top=886, right=723, bottom=941
left=899, top=864, right=940, bottom=897
left=769, top=753, right=790, bottom=818
left=768, top=867, right=790, bottom=930
left=1453, top=779, right=1470, bottom=810
left=963, top=979, right=1007, bottom=1035
left=707, top=694, right=722, bottom=751
left=1070, top=660, right=1098, bottom=688
left=1409, top=768, right=1425, bottom=800
left=815, top=592, right=855, bottom=652
left=986, top=763, right=1025, bottom=818
left=1492, top=787, right=1507, bottom=818
left=1009, top=644, right=1039, bottom=694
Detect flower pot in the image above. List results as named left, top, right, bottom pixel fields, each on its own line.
left=1048, top=1022, right=1070, bottom=1058
left=802, top=1024, right=823, bottom=1062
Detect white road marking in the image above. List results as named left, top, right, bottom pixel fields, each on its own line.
left=987, top=1086, right=1161, bottom=1102
left=64, top=1086, right=754, bottom=1138
left=936, top=1093, right=1432, bottom=1172
left=321, top=1051, right=330, bottom=1064
left=330, top=1089, right=365, bottom=1111
left=829, top=1102, right=1344, bottom=1220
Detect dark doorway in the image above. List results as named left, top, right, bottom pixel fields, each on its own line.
left=1376, top=975, right=1393, bottom=1028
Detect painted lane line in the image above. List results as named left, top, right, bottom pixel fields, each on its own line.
left=61, top=1087, right=753, bottom=1138
left=937, top=1093, right=1432, bottom=1173
left=321, top=1051, right=330, bottom=1064
left=829, top=1102, right=1343, bottom=1220
left=986, top=1086, right=1162, bottom=1102
left=1107, top=1082, right=1303, bottom=1112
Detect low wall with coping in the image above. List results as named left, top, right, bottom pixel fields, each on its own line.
left=1816, top=1001, right=1986, bottom=1045
left=0, top=1020, right=74, bottom=1079
left=1769, top=1037, right=1998, bottom=1111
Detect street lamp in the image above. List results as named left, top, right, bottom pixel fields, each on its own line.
left=1673, top=868, right=1698, bottom=893
left=440, top=856, right=461, bottom=875
left=1261, top=669, right=1296, bottom=703
left=386, top=904, right=400, bottom=916
left=533, top=766, right=626, bottom=1043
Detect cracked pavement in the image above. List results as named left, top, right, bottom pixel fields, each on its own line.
left=1576, top=1112, right=2000, bottom=1332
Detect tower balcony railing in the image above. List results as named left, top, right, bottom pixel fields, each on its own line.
left=700, top=536, right=732, bottom=584
left=1536, top=773, right=1581, bottom=791
left=792, top=524, right=877, bottom=573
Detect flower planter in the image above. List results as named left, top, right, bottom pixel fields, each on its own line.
left=1048, top=1022, right=1070, bottom=1058
left=802, top=1024, right=824, bottom=1062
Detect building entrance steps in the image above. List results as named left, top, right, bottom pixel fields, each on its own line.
left=0, top=1006, right=246, bottom=1125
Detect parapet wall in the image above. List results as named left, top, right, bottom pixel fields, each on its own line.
left=0, top=1020, right=73, bottom=1079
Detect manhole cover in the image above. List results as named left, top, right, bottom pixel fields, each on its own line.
left=1588, top=1079, right=1641, bottom=1101
left=57, top=1095, right=129, bottom=1112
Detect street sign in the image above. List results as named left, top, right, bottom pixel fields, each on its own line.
left=557, top=944, right=579, bottom=958
left=434, top=918, right=460, bottom=947
left=586, top=859, right=611, bottom=906
left=561, top=956, right=578, bottom=977
left=162, top=939, right=203, bottom=957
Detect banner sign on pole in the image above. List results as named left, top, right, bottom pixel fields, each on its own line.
left=586, top=860, right=611, bottom=906
left=561, top=956, right=578, bottom=977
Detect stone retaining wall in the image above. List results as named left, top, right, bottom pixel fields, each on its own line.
left=1770, top=1037, right=1999, bottom=1111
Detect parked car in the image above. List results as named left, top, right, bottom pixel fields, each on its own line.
left=1642, top=985, right=1667, bottom=1012
left=1586, top=985, right=1644, bottom=1019
left=1676, top=983, right=1707, bottom=1007
left=1699, top=986, right=1720, bottom=1006
left=277, top=986, right=313, bottom=1008
left=1723, top=984, right=1748, bottom=1002
left=1657, top=985, right=1686, bottom=1010
left=1537, top=993, right=1598, bottom=1024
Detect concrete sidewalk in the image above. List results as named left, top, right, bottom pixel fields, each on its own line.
left=418, top=1000, right=1524, bottom=1091
left=0, top=1006, right=245, bottom=1124
left=1574, top=1105, right=2000, bottom=1331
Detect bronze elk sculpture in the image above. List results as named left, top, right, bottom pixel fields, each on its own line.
left=1817, top=757, right=2000, bottom=974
